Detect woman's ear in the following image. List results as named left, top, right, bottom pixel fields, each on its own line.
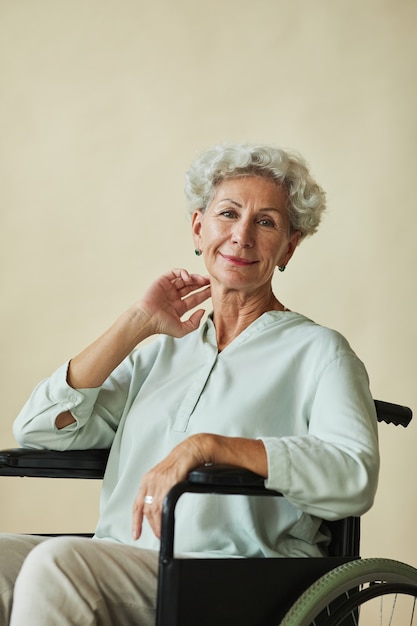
left=191, top=210, right=204, bottom=249
left=278, top=230, right=302, bottom=268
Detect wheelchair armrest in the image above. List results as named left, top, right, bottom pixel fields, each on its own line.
left=160, top=464, right=282, bottom=562
left=0, top=448, right=109, bottom=479
left=161, top=465, right=359, bottom=560
left=187, top=463, right=267, bottom=488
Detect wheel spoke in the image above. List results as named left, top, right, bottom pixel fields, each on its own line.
left=387, top=592, right=397, bottom=625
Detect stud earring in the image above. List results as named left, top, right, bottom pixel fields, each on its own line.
left=194, top=249, right=202, bottom=256
left=278, top=265, right=286, bottom=272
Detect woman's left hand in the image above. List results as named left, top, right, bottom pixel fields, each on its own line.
left=132, top=435, right=208, bottom=541
left=131, top=434, right=267, bottom=540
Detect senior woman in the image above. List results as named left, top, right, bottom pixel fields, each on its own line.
left=1, top=144, right=379, bottom=625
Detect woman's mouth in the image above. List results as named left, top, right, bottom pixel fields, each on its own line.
left=220, top=254, right=257, bottom=267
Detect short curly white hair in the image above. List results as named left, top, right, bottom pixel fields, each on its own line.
left=184, top=143, right=326, bottom=240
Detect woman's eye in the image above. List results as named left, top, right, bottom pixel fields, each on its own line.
left=220, top=210, right=236, bottom=218
left=258, top=219, right=274, bottom=227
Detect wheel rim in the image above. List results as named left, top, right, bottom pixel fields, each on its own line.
left=320, top=582, right=417, bottom=626
left=280, top=558, right=417, bottom=626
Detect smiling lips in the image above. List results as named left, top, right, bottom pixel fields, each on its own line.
left=220, top=254, right=258, bottom=267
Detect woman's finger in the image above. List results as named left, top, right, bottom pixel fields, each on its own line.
left=132, top=496, right=145, bottom=541
left=143, top=500, right=163, bottom=539
left=132, top=483, right=163, bottom=540
left=170, top=275, right=211, bottom=298
left=183, top=284, right=211, bottom=305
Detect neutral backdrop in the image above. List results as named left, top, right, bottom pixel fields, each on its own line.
left=1, top=0, right=416, bottom=568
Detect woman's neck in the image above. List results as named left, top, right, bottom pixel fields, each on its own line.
left=211, top=286, right=285, bottom=351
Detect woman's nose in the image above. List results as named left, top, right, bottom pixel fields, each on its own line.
left=231, top=221, right=254, bottom=247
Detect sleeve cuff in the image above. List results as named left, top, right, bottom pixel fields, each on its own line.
left=257, top=436, right=291, bottom=492
left=49, top=361, right=101, bottom=425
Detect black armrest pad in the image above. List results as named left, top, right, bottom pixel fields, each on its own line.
left=188, top=464, right=266, bottom=488
left=0, top=448, right=109, bottom=479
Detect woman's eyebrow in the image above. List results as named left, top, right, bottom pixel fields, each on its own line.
left=218, top=198, right=280, bottom=212
left=218, top=198, right=242, bottom=207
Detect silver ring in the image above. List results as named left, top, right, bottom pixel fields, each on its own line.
left=144, top=495, right=154, bottom=505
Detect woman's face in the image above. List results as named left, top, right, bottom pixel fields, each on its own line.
left=192, top=176, right=301, bottom=295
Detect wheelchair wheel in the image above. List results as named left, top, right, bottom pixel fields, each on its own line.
left=280, top=558, right=417, bottom=626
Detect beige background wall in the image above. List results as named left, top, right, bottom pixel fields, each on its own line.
left=1, top=0, right=416, bottom=566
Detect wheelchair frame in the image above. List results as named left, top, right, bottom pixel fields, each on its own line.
left=0, top=399, right=415, bottom=625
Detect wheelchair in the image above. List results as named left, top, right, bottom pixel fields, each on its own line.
left=1, top=399, right=416, bottom=625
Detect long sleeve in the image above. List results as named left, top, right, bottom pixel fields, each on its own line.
left=260, top=352, right=379, bottom=520
left=12, top=343, right=158, bottom=451
left=13, top=362, right=125, bottom=450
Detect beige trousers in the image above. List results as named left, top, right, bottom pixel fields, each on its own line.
left=0, top=534, right=159, bottom=625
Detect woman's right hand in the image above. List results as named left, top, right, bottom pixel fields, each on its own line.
left=62, top=269, right=210, bottom=395
left=136, top=268, right=211, bottom=338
